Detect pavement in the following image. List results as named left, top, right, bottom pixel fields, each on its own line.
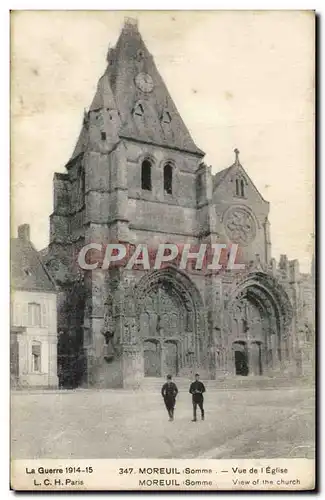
left=11, top=387, right=315, bottom=460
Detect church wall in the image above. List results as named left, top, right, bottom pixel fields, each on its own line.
left=127, top=199, right=198, bottom=236
left=84, top=223, right=109, bottom=245
left=48, top=242, right=73, bottom=270
left=84, top=152, right=111, bottom=192
left=128, top=229, right=199, bottom=247
left=53, top=173, right=70, bottom=215
left=70, top=210, right=85, bottom=242
left=212, top=200, right=270, bottom=265
left=67, top=161, right=84, bottom=213
left=127, top=164, right=198, bottom=210
left=195, top=204, right=214, bottom=239
left=85, top=191, right=110, bottom=224
left=125, top=141, right=200, bottom=206
left=122, top=138, right=204, bottom=242
left=50, top=214, right=70, bottom=242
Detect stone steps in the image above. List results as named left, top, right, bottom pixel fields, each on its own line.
left=139, top=375, right=314, bottom=392
left=140, top=377, right=210, bottom=392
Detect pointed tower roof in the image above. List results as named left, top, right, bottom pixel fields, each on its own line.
left=70, top=18, right=204, bottom=160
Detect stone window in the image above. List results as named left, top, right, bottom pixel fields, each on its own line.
left=28, top=302, right=41, bottom=327
left=164, top=163, right=173, bottom=195
left=141, top=159, right=152, bottom=191
left=240, top=179, right=245, bottom=197
left=235, top=177, right=245, bottom=197
left=235, top=178, right=240, bottom=196
left=32, top=342, right=41, bottom=372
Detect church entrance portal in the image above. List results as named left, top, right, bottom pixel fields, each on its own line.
left=136, top=268, right=204, bottom=378
left=227, top=272, right=293, bottom=377
left=140, top=283, right=184, bottom=377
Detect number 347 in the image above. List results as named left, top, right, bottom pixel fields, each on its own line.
left=119, top=468, right=134, bottom=475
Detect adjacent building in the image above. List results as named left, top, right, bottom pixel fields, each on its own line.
left=11, top=224, right=58, bottom=388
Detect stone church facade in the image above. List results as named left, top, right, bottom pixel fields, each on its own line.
left=45, top=18, right=314, bottom=388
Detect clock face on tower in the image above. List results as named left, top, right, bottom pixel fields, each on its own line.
left=135, top=72, right=154, bottom=93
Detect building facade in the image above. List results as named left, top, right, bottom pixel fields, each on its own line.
left=46, top=18, right=315, bottom=388
left=11, top=225, right=58, bottom=388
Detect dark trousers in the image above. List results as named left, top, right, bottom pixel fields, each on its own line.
left=192, top=396, right=204, bottom=420
left=164, top=397, right=176, bottom=419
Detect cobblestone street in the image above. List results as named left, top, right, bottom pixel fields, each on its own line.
left=11, top=387, right=315, bottom=460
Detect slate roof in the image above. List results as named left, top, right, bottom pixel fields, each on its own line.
left=11, top=238, right=56, bottom=293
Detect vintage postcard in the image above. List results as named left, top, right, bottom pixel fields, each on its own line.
left=10, top=10, right=315, bottom=491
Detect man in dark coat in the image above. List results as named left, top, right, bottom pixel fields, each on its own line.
left=189, top=373, right=206, bottom=422
left=161, top=375, right=178, bottom=421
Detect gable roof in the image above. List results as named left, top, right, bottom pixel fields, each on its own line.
left=11, top=238, right=57, bottom=293
left=212, top=160, right=268, bottom=204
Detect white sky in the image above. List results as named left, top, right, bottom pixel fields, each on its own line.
left=11, top=10, right=315, bottom=272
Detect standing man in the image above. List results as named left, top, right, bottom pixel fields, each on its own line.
left=189, top=373, right=206, bottom=422
left=161, top=374, right=178, bottom=421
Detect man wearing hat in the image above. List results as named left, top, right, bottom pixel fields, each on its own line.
left=189, top=373, right=206, bottom=422
left=161, top=374, right=179, bottom=421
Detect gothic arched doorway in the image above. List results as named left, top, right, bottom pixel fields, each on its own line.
left=134, top=267, right=206, bottom=378
left=227, top=272, right=293, bottom=376
left=233, top=341, right=249, bottom=376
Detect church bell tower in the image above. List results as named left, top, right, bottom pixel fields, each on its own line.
left=49, top=18, right=207, bottom=388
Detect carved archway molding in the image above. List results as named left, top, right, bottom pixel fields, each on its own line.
left=133, top=266, right=206, bottom=359
left=134, top=266, right=204, bottom=313
left=226, top=271, right=293, bottom=338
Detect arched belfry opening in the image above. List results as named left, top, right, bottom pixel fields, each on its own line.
left=141, top=159, right=152, bottom=191
left=164, top=163, right=173, bottom=195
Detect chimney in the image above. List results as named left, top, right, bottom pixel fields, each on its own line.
left=18, top=224, right=30, bottom=241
